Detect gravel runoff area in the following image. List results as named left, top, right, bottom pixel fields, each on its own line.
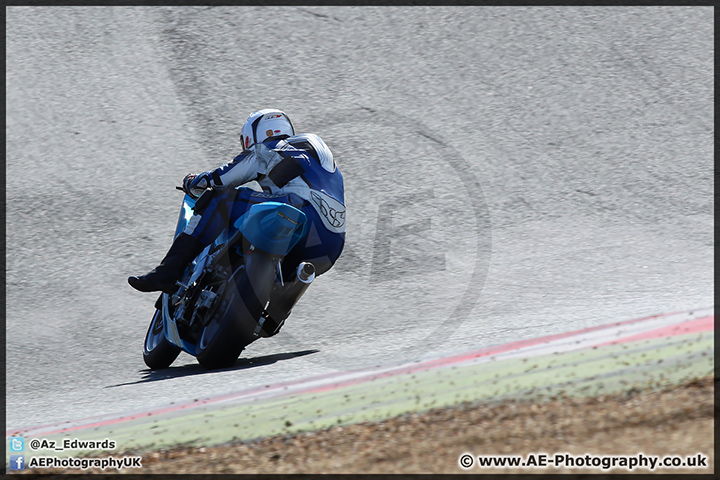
left=20, top=375, right=713, bottom=475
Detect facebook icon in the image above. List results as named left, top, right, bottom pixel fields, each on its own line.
left=9, top=455, right=25, bottom=470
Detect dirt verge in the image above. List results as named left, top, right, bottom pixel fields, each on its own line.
left=24, top=375, right=714, bottom=475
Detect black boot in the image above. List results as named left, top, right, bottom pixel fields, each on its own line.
left=128, top=233, right=204, bottom=293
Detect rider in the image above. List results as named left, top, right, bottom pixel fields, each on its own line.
left=128, top=108, right=346, bottom=294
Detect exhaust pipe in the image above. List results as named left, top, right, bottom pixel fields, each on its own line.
left=260, top=262, right=316, bottom=336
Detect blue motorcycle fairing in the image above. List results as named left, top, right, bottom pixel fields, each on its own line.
left=162, top=294, right=197, bottom=354
left=234, top=202, right=308, bottom=256
left=174, top=194, right=197, bottom=238
left=175, top=193, right=232, bottom=246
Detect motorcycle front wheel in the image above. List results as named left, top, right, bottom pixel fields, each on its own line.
left=143, top=307, right=181, bottom=369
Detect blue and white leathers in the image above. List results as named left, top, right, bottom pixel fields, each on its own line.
left=183, top=134, right=345, bottom=278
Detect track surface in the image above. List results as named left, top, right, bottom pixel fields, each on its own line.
left=5, top=7, right=714, bottom=432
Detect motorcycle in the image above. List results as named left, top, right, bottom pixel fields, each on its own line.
left=142, top=188, right=316, bottom=370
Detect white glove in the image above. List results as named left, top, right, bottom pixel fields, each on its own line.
left=182, top=172, right=211, bottom=199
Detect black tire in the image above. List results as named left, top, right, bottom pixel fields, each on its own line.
left=196, top=251, right=278, bottom=369
left=143, top=307, right=181, bottom=369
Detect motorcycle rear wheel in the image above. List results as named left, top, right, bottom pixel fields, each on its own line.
left=143, top=307, right=181, bottom=369
left=194, top=291, right=246, bottom=369
left=196, top=251, right=277, bottom=369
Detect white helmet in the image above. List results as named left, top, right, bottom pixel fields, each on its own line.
left=240, top=109, right=295, bottom=150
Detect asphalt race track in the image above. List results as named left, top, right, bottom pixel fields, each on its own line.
left=5, top=6, right=713, bottom=433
